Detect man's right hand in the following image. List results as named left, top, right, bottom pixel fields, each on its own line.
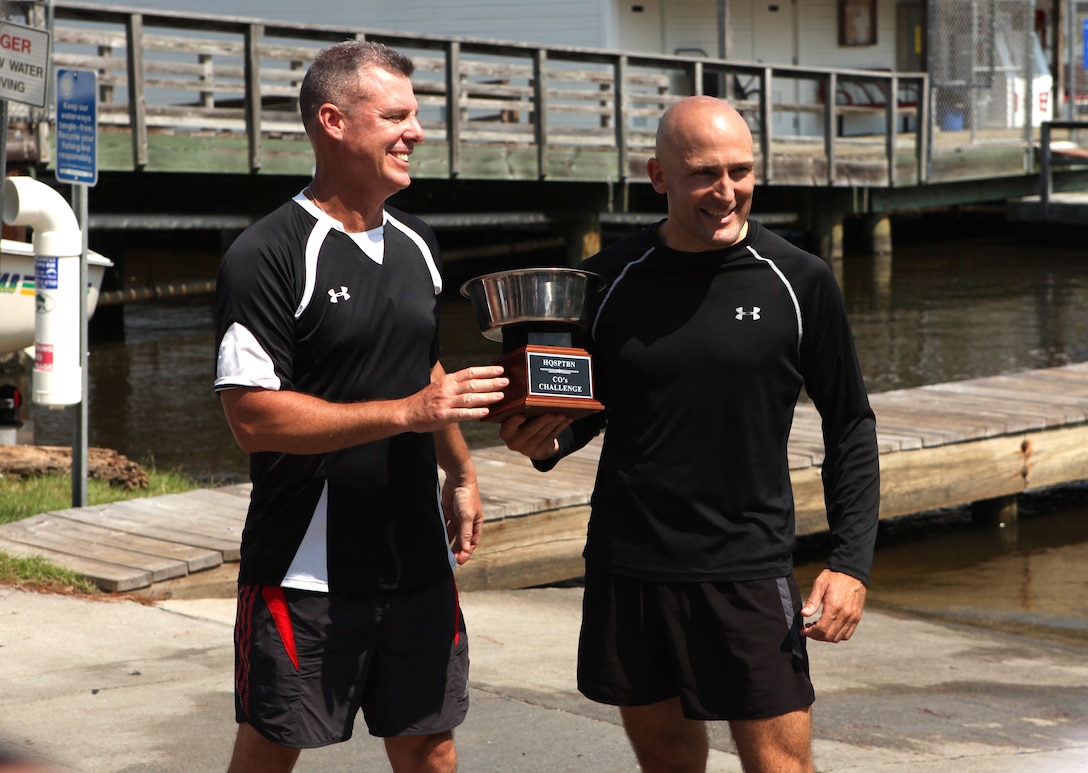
left=403, top=364, right=508, bottom=432
left=221, top=364, right=507, bottom=454
left=498, top=413, right=572, bottom=460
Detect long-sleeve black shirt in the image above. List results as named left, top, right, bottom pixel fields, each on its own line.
left=540, top=219, right=880, bottom=585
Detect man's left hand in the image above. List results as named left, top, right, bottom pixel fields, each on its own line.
left=442, top=478, right=484, bottom=565
left=799, top=569, right=867, bottom=643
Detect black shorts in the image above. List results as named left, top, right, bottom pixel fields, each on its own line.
left=234, top=574, right=469, bottom=748
left=577, top=568, right=814, bottom=721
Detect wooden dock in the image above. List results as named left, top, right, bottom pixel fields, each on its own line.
left=1008, top=126, right=1088, bottom=228
left=2, top=363, right=1087, bottom=593
left=1007, top=190, right=1088, bottom=227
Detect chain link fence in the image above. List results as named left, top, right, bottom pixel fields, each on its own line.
left=928, top=0, right=1065, bottom=182
left=1070, top=0, right=1088, bottom=121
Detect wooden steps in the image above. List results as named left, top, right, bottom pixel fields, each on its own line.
left=2, top=363, right=1087, bottom=592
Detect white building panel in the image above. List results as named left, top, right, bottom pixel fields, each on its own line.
left=352, top=0, right=609, bottom=48
left=660, top=0, right=721, bottom=58
left=799, top=1, right=900, bottom=70
left=115, top=0, right=610, bottom=49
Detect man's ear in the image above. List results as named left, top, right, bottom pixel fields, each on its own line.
left=317, top=102, right=346, bottom=140
left=647, top=157, right=667, bottom=194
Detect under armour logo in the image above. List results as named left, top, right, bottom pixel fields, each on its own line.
left=735, top=306, right=761, bottom=320
left=328, top=286, right=351, bottom=303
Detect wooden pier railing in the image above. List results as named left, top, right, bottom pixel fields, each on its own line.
left=31, top=1, right=936, bottom=188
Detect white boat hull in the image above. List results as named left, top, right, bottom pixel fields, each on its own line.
left=0, top=239, right=113, bottom=354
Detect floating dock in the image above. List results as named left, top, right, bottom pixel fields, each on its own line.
left=1, top=363, right=1086, bottom=592
left=1006, top=190, right=1088, bottom=227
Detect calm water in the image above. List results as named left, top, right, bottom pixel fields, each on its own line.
left=5, top=225, right=1088, bottom=638
left=13, top=226, right=1088, bottom=474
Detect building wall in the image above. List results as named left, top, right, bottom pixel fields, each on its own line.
left=659, top=0, right=722, bottom=58
left=717, top=0, right=902, bottom=69
left=114, top=0, right=611, bottom=48
left=352, top=0, right=609, bottom=47
left=119, top=0, right=923, bottom=88
left=119, top=0, right=907, bottom=73
left=797, top=0, right=902, bottom=70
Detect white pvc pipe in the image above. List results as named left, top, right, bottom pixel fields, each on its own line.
left=3, top=177, right=84, bottom=407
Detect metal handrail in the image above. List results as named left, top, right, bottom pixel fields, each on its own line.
left=1038, top=120, right=1088, bottom=218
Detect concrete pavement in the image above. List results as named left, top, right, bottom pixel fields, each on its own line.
left=1, top=583, right=1087, bottom=772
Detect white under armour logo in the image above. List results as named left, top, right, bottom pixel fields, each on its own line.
left=735, top=306, right=761, bottom=320
left=328, top=286, right=351, bottom=303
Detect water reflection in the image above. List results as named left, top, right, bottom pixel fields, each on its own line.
left=2, top=299, right=243, bottom=481
left=842, top=237, right=1088, bottom=393
left=796, top=483, right=1088, bottom=645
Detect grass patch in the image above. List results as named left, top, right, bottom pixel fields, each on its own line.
left=0, top=552, right=98, bottom=594
left=0, top=468, right=206, bottom=592
left=0, top=469, right=202, bottom=526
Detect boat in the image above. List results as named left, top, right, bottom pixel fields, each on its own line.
left=0, top=238, right=113, bottom=354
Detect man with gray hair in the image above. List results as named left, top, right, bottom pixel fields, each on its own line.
left=214, top=40, right=508, bottom=772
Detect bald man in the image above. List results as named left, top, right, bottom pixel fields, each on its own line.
left=500, top=97, right=880, bottom=772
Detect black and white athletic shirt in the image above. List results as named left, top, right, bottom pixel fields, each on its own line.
left=214, top=191, right=454, bottom=594
left=544, top=219, right=881, bottom=585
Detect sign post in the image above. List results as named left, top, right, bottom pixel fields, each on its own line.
left=55, top=68, right=98, bottom=508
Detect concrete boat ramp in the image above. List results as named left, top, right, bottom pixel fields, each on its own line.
left=2, top=362, right=1088, bottom=593
left=2, top=584, right=1088, bottom=773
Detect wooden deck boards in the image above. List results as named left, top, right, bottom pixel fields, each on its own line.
left=3, top=363, right=1086, bottom=592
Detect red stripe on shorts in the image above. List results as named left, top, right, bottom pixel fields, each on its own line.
left=453, top=576, right=462, bottom=646
left=261, top=586, right=300, bottom=671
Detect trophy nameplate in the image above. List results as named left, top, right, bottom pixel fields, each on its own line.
left=486, top=343, right=604, bottom=423
left=460, top=268, right=606, bottom=424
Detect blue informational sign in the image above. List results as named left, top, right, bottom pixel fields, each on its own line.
left=55, top=68, right=98, bottom=186
left=1083, top=19, right=1087, bottom=71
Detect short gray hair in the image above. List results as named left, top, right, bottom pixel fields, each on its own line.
left=299, top=40, right=415, bottom=131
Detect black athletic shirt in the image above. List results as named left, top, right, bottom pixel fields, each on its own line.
left=214, top=192, right=453, bottom=593
left=543, top=219, right=880, bottom=584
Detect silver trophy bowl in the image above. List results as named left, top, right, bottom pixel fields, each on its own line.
left=460, top=267, right=606, bottom=343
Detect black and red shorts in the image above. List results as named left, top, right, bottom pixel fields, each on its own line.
left=577, top=568, right=814, bottom=721
left=234, top=574, right=469, bottom=748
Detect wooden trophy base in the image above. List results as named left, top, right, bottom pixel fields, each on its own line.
left=483, top=344, right=605, bottom=423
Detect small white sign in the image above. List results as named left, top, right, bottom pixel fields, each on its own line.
left=0, top=20, right=51, bottom=108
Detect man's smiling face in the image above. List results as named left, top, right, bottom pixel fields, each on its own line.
left=648, top=98, right=755, bottom=252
